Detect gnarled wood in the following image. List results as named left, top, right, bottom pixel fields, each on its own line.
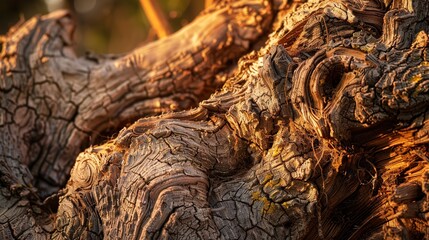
left=1, top=0, right=429, bottom=239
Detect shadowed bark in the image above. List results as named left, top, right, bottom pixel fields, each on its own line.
left=1, top=0, right=429, bottom=239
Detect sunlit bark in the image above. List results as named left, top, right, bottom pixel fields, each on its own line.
left=1, top=0, right=429, bottom=239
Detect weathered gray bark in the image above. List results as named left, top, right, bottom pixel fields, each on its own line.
left=1, top=0, right=429, bottom=239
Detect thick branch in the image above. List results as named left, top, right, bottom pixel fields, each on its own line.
left=0, top=0, right=273, bottom=196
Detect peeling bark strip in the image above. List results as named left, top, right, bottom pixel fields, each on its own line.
left=1, top=0, right=429, bottom=239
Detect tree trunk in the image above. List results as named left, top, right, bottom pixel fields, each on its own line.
left=1, top=0, right=429, bottom=239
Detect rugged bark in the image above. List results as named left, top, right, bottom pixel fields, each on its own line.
left=1, top=0, right=429, bottom=239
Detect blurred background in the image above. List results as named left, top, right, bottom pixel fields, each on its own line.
left=0, top=0, right=205, bottom=54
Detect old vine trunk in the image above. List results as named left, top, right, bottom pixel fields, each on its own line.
left=1, top=0, right=429, bottom=239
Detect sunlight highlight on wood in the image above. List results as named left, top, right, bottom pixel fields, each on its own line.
left=205, top=0, right=213, bottom=9
left=139, top=0, right=172, bottom=38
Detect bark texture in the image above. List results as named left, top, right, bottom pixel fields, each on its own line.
left=1, top=0, right=429, bottom=239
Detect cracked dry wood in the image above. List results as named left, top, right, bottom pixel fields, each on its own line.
left=1, top=0, right=429, bottom=239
